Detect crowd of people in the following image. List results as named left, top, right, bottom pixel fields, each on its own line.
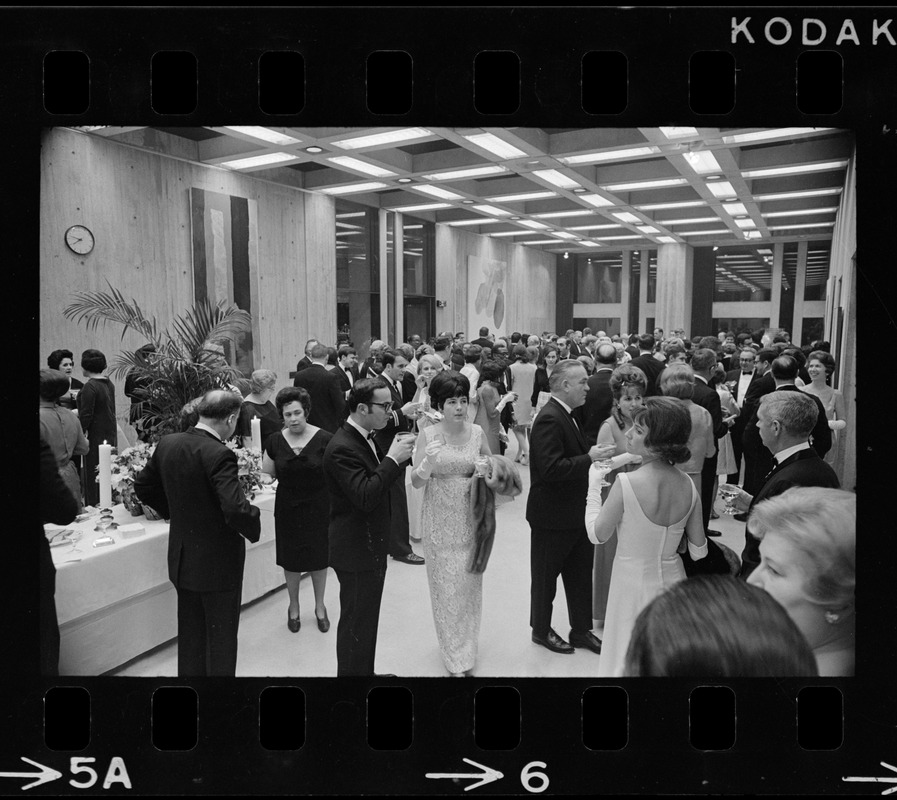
left=39, top=322, right=854, bottom=678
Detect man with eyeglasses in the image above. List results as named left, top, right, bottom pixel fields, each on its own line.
left=323, top=378, right=416, bottom=676
left=725, top=348, right=761, bottom=485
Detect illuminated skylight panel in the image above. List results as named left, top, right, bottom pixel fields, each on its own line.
left=637, top=225, right=660, bottom=234
left=328, top=156, right=397, bottom=178
left=603, top=178, right=688, bottom=192
left=219, top=152, right=299, bottom=170
left=659, top=127, right=699, bottom=139
left=472, top=204, right=511, bottom=216
left=743, top=231, right=762, bottom=239
left=734, top=218, right=757, bottom=229
left=560, top=146, right=660, bottom=165
left=463, top=133, right=528, bottom=159
left=722, top=127, right=834, bottom=144
left=413, top=185, right=465, bottom=200
left=656, top=236, right=677, bottom=243
left=722, top=202, right=749, bottom=217
left=741, top=160, right=848, bottom=179
left=579, top=241, right=603, bottom=247
left=761, top=207, right=839, bottom=218
left=422, top=165, right=508, bottom=181
left=486, top=190, right=558, bottom=202
left=612, top=212, right=641, bottom=224
left=637, top=200, right=705, bottom=211
left=552, top=232, right=578, bottom=239
left=389, top=202, right=451, bottom=212
left=679, top=228, right=732, bottom=236
left=518, top=220, right=550, bottom=229
left=656, top=216, right=719, bottom=225
left=531, top=169, right=582, bottom=189
left=580, top=194, right=616, bottom=208
left=532, top=209, right=595, bottom=219
left=567, top=223, right=620, bottom=231
left=707, top=181, right=737, bottom=199
left=223, top=126, right=301, bottom=146
left=331, top=127, right=433, bottom=149
left=683, top=150, right=722, bottom=175
left=319, top=182, right=389, bottom=195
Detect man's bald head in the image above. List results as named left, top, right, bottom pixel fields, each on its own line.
left=596, top=343, right=617, bottom=365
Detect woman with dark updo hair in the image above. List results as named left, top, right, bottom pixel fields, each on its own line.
left=585, top=396, right=708, bottom=677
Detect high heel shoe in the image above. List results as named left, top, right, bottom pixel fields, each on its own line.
left=315, top=608, right=330, bottom=633
left=287, top=609, right=301, bottom=633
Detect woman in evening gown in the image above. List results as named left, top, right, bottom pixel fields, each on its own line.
left=586, top=397, right=708, bottom=677
left=473, top=361, right=516, bottom=456
left=406, top=354, right=445, bottom=542
left=802, top=350, right=846, bottom=468
left=77, top=349, right=117, bottom=507
left=411, top=370, right=492, bottom=677
left=508, top=344, right=537, bottom=464
left=262, top=386, right=333, bottom=634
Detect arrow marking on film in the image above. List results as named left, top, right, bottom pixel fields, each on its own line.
left=843, top=761, right=897, bottom=795
left=0, top=758, right=64, bottom=791
left=426, top=757, right=504, bottom=791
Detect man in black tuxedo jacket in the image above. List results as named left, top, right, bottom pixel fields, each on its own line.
left=628, top=333, right=666, bottom=396
left=739, top=348, right=777, bottom=494
left=690, top=348, right=728, bottom=534
left=293, top=343, right=347, bottom=433
left=575, top=343, right=617, bottom=445
left=358, top=339, right=387, bottom=380
left=741, top=355, right=831, bottom=498
left=135, top=390, right=261, bottom=676
left=323, top=378, right=415, bottom=676
left=724, top=348, right=761, bottom=483
left=527, top=360, right=610, bottom=656
left=334, top=345, right=359, bottom=397
left=471, top=326, right=494, bottom=350
left=721, top=390, right=839, bottom=578
left=376, top=349, right=425, bottom=565
left=294, top=338, right=318, bottom=375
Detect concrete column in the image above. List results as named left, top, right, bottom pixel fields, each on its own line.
left=770, top=242, right=784, bottom=329
left=655, top=243, right=694, bottom=335
left=792, top=240, right=808, bottom=343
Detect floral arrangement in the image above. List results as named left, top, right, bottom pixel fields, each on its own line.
left=101, top=442, right=157, bottom=515
left=225, top=441, right=265, bottom=500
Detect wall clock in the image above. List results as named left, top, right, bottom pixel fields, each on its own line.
left=65, top=224, right=95, bottom=255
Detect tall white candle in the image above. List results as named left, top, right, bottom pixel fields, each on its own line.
left=99, top=440, right=113, bottom=508
left=251, top=417, right=262, bottom=452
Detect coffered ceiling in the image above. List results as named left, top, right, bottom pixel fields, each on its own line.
left=71, top=125, right=851, bottom=293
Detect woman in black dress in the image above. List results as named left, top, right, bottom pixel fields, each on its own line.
left=47, top=349, right=84, bottom=411
left=77, top=349, right=117, bottom=507
left=261, top=387, right=333, bottom=634
left=238, top=369, right=282, bottom=449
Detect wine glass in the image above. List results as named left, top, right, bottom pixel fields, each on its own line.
left=718, top=486, right=740, bottom=515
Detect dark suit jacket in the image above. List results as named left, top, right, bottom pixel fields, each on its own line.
left=292, top=364, right=347, bottom=433
left=567, top=341, right=582, bottom=358
left=576, top=367, right=615, bottom=445
left=358, top=357, right=378, bottom=381
left=324, top=422, right=403, bottom=572
left=741, top=447, right=840, bottom=574
left=725, top=368, right=762, bottom=445
left=134, top=427, right=261, bottom=593
left=724, top=367, right=761, bottom=404
left=742, top=384, right=832, bottom=460
left=401, top=370, right=418, bottom=405
left=741, top=371, right=775, bottom=421
left=530, top=367, right=551, bottom=407
left=294, top=356, right=313, bottom=374
left=692, top=377, right=727, bottom=440
left=628, top=353, right=666, bottom=396
left=526, top=397, right=592, bottom=530
left=373, top=375, right=412, bottom=457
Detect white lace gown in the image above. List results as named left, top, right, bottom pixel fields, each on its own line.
left=597, top=472, right=699, bottom=678
left=420, top=425, right=484, bottom=673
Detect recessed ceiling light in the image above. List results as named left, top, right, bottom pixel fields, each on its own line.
left=422, top=165, right=507, bottom=181
left=744, top=230, right=762, bottom=239
left=613, top=212, right=641, bottom=223
left=413, top=185, right=464, bottom=200
left=328, top=156, right=397, bottom=178
left=531, top=169, right=582, bottom=189
left=722, top=127, right=834, bottom=144
left=510, top=216, right=521, bottom=220
left=603, top=178, right=688, bottom=192
left=753, top=188, right=842, bottom=202
left=761, top=207, right=839, bottom=218
left=463, top=132, right=528, bottom=159
left=389, top=202, right=452, bottom=212
left=518, top=220, right=549, bottom=229
left=637, top=225, right=659, bottom=233
left=219, top=152, right=299, bottom=170
left=396, top=177, right=413, bottom=184
left=678, top=229, right=732, bottom=236
left=579, top=241, right=603, bottom=247
left=486, top=190, right=558, bottom=203
left=319, top=181, right=390, bottom=195
left=560, top=146, right=661, bottom=165
left=742, top=160, right=848, bottom=179
left=637, top=200, right=705, bottom=211
left=659, top=126, right=699, bottom=139
left=591, top=234, right=644, bottom=241
left=223, top=126, right=301, bottom=146
left=552, top=231, right=577, bottom=239
left=489, top=230, right=536, bottom=237
left=572, top=188, right=588, bottom=194
left=444, top=218, right=505, bottom=226
left=305, top=146, right=324, bottom=154
left=683, top=150, right=723, bottom=174
left=533, top=209, right=595, bottom=219
left=766, top=221, right=836, bottom=231
left=656, top=216, right=719, bottom=225
left=580, top=194, right=615, bottom=208
left=722, top=202, right=749, bottom=217
left=472, top=204, right=511, bottom=216
left=523, top=239, right=565, bottom=245
left=707, top=181, right=737, bottom=199
left=657, top=236, right=677, bottom=243
left=568, top=223, right=620, bottom=231
left=735, top=219, right=756, bottom=229
left=330, top=127, right=433, bottom=149
left=462, top=199, right=475, bottom=204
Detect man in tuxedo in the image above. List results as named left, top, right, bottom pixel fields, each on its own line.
left=690, top=348, right=729, bottom=536
left=527, top=359, right=609, bottom=656
left=323, top=378, right=415, bottom=676
left=294, top=338, right=318, bottom=375
left=725, top=348, right=760, bottom=483
left=433, top=336, right=453, bottom=371
left=377, top=349, right=425, bottom=565
left=568, top=330, right=583, bottom=358
left=335, top=345, right=359, bottom=397
left=740, top=355, right=832, bottom=498
left=292, top=343, right=347, bottom=433
left=135, top=390, right=261, bottom=676
left=358, top=339, right=387, bottom=380
left=576, top=343, right=617, bottom=445
left=471, top=326, right=493, bottom=350
left=628, top=334, right=665, bottom=396
left=739, top=348, right=778, bottom=495
left=721, top=391, right=840, bottom=578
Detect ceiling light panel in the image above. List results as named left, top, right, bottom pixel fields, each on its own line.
left=657, top=216, right=720, bottom=225
left=532, top=209, right=595, bottom=219
left=580, top=194, right=616, bottom=208
left=413, top=185, right=465, bottom=200
left=319, top=182, right=390, bottom=195
left=742, top=160, right=848, bottom=179
left=443, top=218, right=505, bottom=226
left=637, top=200, right=706, bottom=210
left=722, top=127, right=834, bottom=144
left=463, top=132, right=528, bottom=159
left=422, top=165, right=507, bottom=181
left=472, top=204, right=511, bottom=216
left=552, top=232, right=578, bottom=239
left=219, top=152, right=299, bottom=170
left=603, top=178, right=688, bottom=192
left=489, top=230, right=538, bottom=237
left=761, top=207, right=839, bottom=218
left=754, top=188, right=842, bottom=202
left=637, top=226, right=659, bottom=233
left=679, top=229, right=732, bottom=236
left=560, top=146, right=661, bottom=165
left=486, top=190, right=558, bottom=202
left=735, top=219, right=757, bottom=229
left=223, top=126, right=301, bottom=146
left=567, top=223, right=620, bottom=231
left=613, top=212, right=641, bottom=223
left=659, top=127, right=699, bottom=138
left=591, top=235, right=644, bottom=241
left=531, top=169, right=582, bottom=189
left=683, top=150, right=723, bottom=174
left=707, top=181, right=737, bottom=199
left=518, top=220, right=550, bottom=229
left=331, top=127, right=433, bottom=149
left=767, top=222, right=836, bottom=231
left=722, top=203, right=749, bottom=217
left=523, top=239, right=566, bottom=245
left=327, top=156, right=397, bottom=177
left=656, top=236, right=677, bottom=243
left=389, top=202, right=452, bottom=212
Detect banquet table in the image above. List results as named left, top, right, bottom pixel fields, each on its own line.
left=49, top=490, right=280, bottom=675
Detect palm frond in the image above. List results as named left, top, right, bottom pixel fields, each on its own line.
left=62, top=280, right=159, bottom=342
left=167, top=299, right=251, bottom=355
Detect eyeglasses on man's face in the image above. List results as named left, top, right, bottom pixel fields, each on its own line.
left=368, top=401, right=394, bottom=412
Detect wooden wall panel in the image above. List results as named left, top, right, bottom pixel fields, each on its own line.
left=40, top=128, right=336, bottom=429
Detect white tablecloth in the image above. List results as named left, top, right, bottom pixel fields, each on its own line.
left=50, top=491, right=281, bottom=675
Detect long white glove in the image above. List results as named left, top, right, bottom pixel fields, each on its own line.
left=687, top=538, right=709, bottom=560
left=584, top=465, right=607, bottom=544
left=828, top=419, right=846, bottom=431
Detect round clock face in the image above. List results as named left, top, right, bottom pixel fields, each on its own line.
left=65, top=225, right=95, bottom=255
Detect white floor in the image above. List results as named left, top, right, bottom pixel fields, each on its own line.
left=110, top=438, right=747, bottom=678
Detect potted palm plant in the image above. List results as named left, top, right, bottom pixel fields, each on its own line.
left=63, top=281, right=252, bottom=443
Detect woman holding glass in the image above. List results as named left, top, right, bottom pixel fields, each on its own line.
left=802, top=350, right=846, bottom=467
left=586, top=397, right=708, bottom=677
left=411, top=371, right=493, bottom=677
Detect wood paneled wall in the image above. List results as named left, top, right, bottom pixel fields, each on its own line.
left=435, top=226, right=557, bottom=338
left=40, top=128, right=337, bottom=429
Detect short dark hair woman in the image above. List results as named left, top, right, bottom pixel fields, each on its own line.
left=585, top=396, right=707, bottom=677
left=77, top=349, right=117, bottom=507
left=40, top=369, right=89, bottom=512
left=47, top=348, right=84, bottom=410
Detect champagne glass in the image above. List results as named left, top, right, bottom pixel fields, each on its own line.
left=593, top=444, right=616, bottom=488
left=718, top=486, right=740, bottom=515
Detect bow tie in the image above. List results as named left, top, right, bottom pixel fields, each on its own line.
left=367, top=431, right=376, bottom=440
left=742, top=371, right=753, bottom=375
